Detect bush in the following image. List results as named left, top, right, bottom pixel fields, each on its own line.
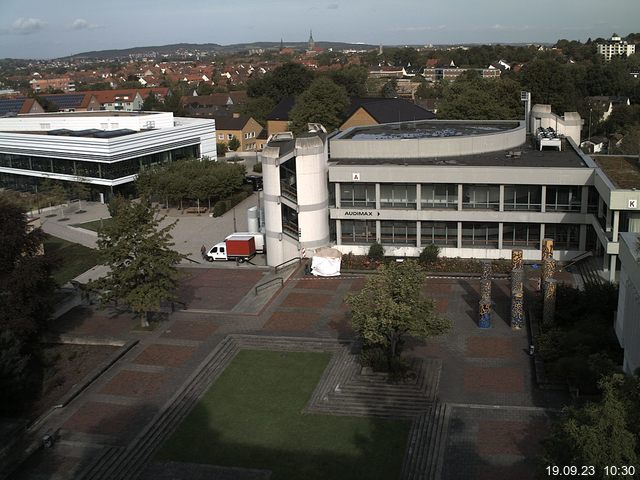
left=359, top=345, right=411, bottom=382
left=419, top=244, right=440, bottom=266
left=211, top=190, right=250, bottom=218
left=212, top=201, right=227, bottom=217
left=252, top=162, right=263, bottom=173
left=368, top=242, right=384, bottom=262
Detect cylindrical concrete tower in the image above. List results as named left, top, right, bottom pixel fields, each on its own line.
left=262, top=141, right=287, bottom=267
left=295, top=136, right=330, bottom=251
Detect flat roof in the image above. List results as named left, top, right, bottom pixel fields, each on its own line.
left=20, top=111, right=158, bottom=118
left=593, top=155, right=640, bottom=189
left=331, top=137, right=588, bottom=168
left=341, top=120, right=521, bottom=140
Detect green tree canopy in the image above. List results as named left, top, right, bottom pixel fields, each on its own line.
left=329, top=65, right=369, bottom=97
left=437, top=73, right=523, bottom=120
left=228, top=136, right=241, bottom=152
left=289, top=77, right=349, bottom=133
left=239, top=96, right=275, bottom=126
left=89, top=200, right=186, bottom=326
left=246, top=62, right=315, bottom=103
left=345, top=260, right=451, bottom=359
left=540, top=374, right=638, bottom=477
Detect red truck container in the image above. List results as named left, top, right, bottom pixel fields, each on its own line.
left=225, top=235, right=256, bottom=260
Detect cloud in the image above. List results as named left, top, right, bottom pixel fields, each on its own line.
left=2, top=17, right=47, bottom=35
left=71, top=18, right=99, bottom=30
left=327, top=3, right=339, bottom=9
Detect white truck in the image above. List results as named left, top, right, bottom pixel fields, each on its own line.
left=204, top=235, right=256, bottom=263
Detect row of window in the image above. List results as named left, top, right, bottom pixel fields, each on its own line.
left=0, top=146, right=199, bottom=180
left=338, top=183, right=597, bottom=213
left=340, top=220, right=585, bottom=250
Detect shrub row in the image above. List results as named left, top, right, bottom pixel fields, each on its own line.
left=212, top=186, right=253, bottom=217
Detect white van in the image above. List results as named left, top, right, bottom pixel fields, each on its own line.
left=225, top=232, right=265, bottom=253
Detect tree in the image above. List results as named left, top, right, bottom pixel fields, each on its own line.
left=289, top=77, right=349, bottom=133
left=540, top=375, right=638, bottom=477
left=71, top=177, right=91, bottom=211
left=89, top=200, right=186, bottom=327
left=329, top=65, right=368, bottom=97
left=239, top=96, right=275, bottom=126
left=0, top=328, right=32, bottom=414
left=246, top=62, right=315, bottom=102
left=216, top=142, right=228, bottom=157
left=142, top=92, right=161, bottom=111
left=0, top=196, right=55, bottom=339
left=228, top=136, right=241, bottom=152
left=346, top=260, right=451, bottom=361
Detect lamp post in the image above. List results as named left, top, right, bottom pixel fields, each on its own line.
left=589, top=108, right=592, bottom=142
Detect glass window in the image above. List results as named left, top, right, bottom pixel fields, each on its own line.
left=380, top=184, right=417, bottom=209
left=282, top=204, right=298, bottom=239
left=421, top=221, right=457, bottom=247
left=51, top=158, right=76, bottom=175
left=504, top=185, right=542, bottom=211
left=380, top=221, right=417, bottom=245
left=461, top=223, right=499, bottom=247
left=546, top=186, right=582, bottom=212
left=544, top=224, right=580, bottom=249
left=340, top=183, right=376, bottom=208
left=31, top=156, right=52, bottom=173
left=502, top=223, right=540, bottom=248
left=341, top=220, right=376, bottom=244
left=462, top=185, right=500, bottom=210
left=421, top=184, right=458, bottom=209
left=74, top=160, right=101, bottom=178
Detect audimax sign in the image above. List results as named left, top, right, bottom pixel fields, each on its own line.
left=343, top=211, right=381, bottom=217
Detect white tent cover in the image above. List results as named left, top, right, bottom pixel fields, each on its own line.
left=310, top=247, right=342, bottom=277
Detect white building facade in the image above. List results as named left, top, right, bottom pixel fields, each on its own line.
left=597, top=35, right=636, bottom=61
left=615, top=232, right=640, bottom=374
left=0, top=111, right=216, bottom=199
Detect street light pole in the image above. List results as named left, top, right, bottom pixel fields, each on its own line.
left=589, top=108, right=592, bottom=142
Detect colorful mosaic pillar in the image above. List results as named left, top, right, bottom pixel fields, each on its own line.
left=479, top=300, right=492, bottom=329
left=543, top=278, right=557, bottom=325
left=511, top=266, right=525, bottom=329
left=542, top=238, right=554, bottom=261
left=542, top=257, right=556, bottom=293
left=511, top=249, right=524, bottom=271
left=480, top=262, right=492, bottom=302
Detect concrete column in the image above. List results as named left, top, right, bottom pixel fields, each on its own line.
left=416, top=221, right=421, bottom=248
left=539, top=224, right=545, bottom=251
left=375, top=183, right=381, bottom=210
left=613, top=210, right=620, bottom=242
left=499, top=185, right=505, bottom=212
left=416, top=184, right=421, bottom=211
left=606, top=208, right=612, bottom=233
left=540, top=185, right=546, bottom=213
left=457, top=221, right=463, bottom=248
left=458, top=184, right=463, bottom=211
left=335, top=183, right=341, bottom=208
left=581, top=186, right=589, bottom=214
left=498, top=223, right=504, bottom=250
left=610, top=255, right=617, bottom=282
left=376, top=220, right=381, bottom=243
left=335, top=219, right=342, bottom=245
left=579, top=224, right=587, bottom=251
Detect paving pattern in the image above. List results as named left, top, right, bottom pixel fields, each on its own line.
left=7, top=268, right=570, bottom=480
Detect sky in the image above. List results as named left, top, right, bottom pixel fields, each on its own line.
left=1, top=0, right=639, bottom=59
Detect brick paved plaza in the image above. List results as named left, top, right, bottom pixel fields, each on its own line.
left=8, top=266, right=566, bottom=480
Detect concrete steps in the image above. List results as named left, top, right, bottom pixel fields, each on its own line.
left=401, top=403, right=449, bottom=480
left=79, top=336, right=240, bottom=480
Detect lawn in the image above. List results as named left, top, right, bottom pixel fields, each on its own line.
left=72, top=218, right=112, bottom=232
left=156, top=350, right=410, bottom=480
left=44, top=235, right=99, bottom=285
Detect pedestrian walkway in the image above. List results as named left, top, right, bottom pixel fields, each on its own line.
left=5, top=266, right=567, bottom=480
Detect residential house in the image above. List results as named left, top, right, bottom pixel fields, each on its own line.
left=587, top=96, right=631, bottom=122
left=597, top=34, right=636, bottom=62
left=181, top=92, right=248, bottom=118
left=339, top=97, right=436, bottom=131
left=215, top=113, right=264, bottom=152
left=0, top=98, right=45, bottom=117
left=30, top=77, right=76, bottom=93
left=38, top=93, right=101, bottom=112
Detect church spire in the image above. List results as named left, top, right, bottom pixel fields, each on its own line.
left=308, top=30, right=315, bottom=51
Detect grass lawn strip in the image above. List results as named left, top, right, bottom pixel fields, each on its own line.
left=44, top=235, right=99, bottom=285
left=157, top=350, right=410, bottom=480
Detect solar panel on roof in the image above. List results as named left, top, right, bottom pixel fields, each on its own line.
left=0, top=99, right=26, bottom=116
left=41, top=94, right=85, bottom=109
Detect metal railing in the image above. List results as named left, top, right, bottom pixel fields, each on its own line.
left=274, top=257, right=301, bottom=274
left=254, top=277, right=283, bottom=295
left=562, top=251, right=593, bottom=271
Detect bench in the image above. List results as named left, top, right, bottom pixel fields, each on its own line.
left=185, top=207, right=208, bottom=214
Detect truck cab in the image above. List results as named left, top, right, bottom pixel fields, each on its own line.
left=206, top=243, right=228, bottom=261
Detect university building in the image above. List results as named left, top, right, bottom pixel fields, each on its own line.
left=262, top=105, right=640, bottom=285
left=0, top=111, right=216, bottom=199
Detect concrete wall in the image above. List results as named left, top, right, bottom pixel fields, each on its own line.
left=530, top=105, right=582, bottom=145
left=616, top=232, right=640, bottom=374
left=330, top=121, right=525, bottom=159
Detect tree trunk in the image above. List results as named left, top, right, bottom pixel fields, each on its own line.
left=141, top=311, right=150, bottom=328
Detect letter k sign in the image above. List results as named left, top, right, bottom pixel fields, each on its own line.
left=629, top=199, right=637, bottom=209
